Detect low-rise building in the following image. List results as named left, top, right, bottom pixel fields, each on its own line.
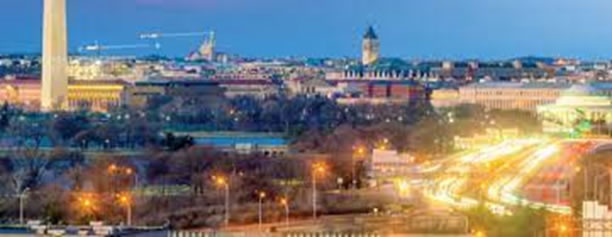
left=0, top=77, right=41, bottom=110
left=459, top=82, right=571, bottom=112
left=431, top=88, right=460, bottom=108
left=368, top=149, right=415, bottom=179
left=67, top=80, right=131, bottom=112
left=285, top=77, right=338, bottom=97
left=217, top=79, right=279, bottom=98
left=130, top=79, right=225, bottom=108
left=0, top=78, right=131, bottom=112
left=335, top=80, right=428, bottom=105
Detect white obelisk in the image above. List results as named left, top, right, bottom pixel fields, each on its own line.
left=41, top=0, right=68, bottom=111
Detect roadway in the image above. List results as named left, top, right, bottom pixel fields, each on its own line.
left=424, top=138, right=606, bottom=216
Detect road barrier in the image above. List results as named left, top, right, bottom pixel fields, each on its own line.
left=284, top=233, right=381, bottom=237
left=168, top=232, right=380, bottom=237
left=168, top=231, right=247, bottom=237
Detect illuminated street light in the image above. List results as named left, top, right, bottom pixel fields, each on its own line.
left=108, top=164, right=117, bottom=173
left=212, top=175, right=230, bottom=226
left=279, top=197, right=289, bottom=228
left=312, top=162, right=327, bottom=220
left=108, top=164, right=139, bottom=189
left=117, top=193, right=132, bottom=226
left=353, top=146, right=366, bottom=189
left=258, top=191, right=266, bottom=231
left=396, top=179, right=410, bottom=197
left=82, top=199, right=92, bottom=208
left=77, top=194, right=97, bottom=216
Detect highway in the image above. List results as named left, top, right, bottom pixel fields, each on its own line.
left=425, top=138, right=543, bottom=215
left=424, top=138, right=605, bottom=216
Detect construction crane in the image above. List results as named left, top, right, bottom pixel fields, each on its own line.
left=78, top=41, right=161, bottom=56
left=139, top=31, right=212, bottom=40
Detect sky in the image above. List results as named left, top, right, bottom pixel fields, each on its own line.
left=1, top=0, right=612, bottom=59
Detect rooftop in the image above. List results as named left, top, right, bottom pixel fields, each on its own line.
left=462, top=81, right=572, bottom=89
left=135, top=79, right=220, bottom=87
left=363, top=26, right=378, bottom=40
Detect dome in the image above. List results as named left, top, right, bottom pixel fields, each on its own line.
left=555, top=84, right=612, bottom=107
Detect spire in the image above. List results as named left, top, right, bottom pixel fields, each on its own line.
left=208, top=30, right=216, bottom=46
left=363, top=26, right=378, bottom=40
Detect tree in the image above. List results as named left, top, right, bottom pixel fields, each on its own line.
left=464, top=205, right=547, bottom=237
left=151, top=147, right=219, bottom=194
left=162, top=133, right=194, bottom=151
left=4, top=115, right=52, bottom=192
left=0, top=102, right=13, bottom=133
left=50, top=112, right=91, bottom=146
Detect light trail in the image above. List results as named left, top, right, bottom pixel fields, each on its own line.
left=425, top=139, right=542, bottom=216
left=492, top=143, right=572, bottom=214
left=428, top=138, right=610, bottom=216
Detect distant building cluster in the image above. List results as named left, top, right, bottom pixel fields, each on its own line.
left=4, top=21, right=612, bottom=136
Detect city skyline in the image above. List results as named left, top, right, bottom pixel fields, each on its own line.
left=3, top=0, right=612, bottom=59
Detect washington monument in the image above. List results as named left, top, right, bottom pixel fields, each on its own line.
left=41, top=0, right=68, bottom=110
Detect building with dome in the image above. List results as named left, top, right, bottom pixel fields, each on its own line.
left=538, top=84, right=612, bottom=133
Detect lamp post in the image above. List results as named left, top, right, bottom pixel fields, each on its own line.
left=353, top=147, right=365, bottom=189
left=312, top=162, right=326, bottom=220
left=78, top=193, right=97, bottom=221
left=18, top=188, right=30, bottom=225
left=258, top=191, right=266, bottom=231
left=118, top=194, right=132, bottom=226
left=108, top=164, right=138, bottom=193
left=213, top=176, right=230, bottom=226
left=280, top=197, right=289, bottom=228
left=125, top=168, right=138, bottom=188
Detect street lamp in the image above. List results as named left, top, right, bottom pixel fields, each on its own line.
left=117, top=193, right=132, bottom=226
left=312, top=162, right=326, bottom=220
left=82, top=199, right=92, bottom=208
left=18, top=188, right=30, bottom=225
left=258, top=191, right=266, bottom=231
left=381, top=138, right=390, bottom=150
left=474, top=230, right=486, bottom=237
left=77, top=193, right=97, bottom=219
left=279, top=197, right=289, bottom=228
left=353, top=146, right=365, bottom=189
left=125, top=168, right=139, bottom=188
left=108, top=164, right=118, bottom=173
left=213, top=175, right=230, bottom=226
left=108, top=164, right=138, bottom=191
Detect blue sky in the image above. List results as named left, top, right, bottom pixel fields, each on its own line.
left=1, top=0, right=612, bottom=59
